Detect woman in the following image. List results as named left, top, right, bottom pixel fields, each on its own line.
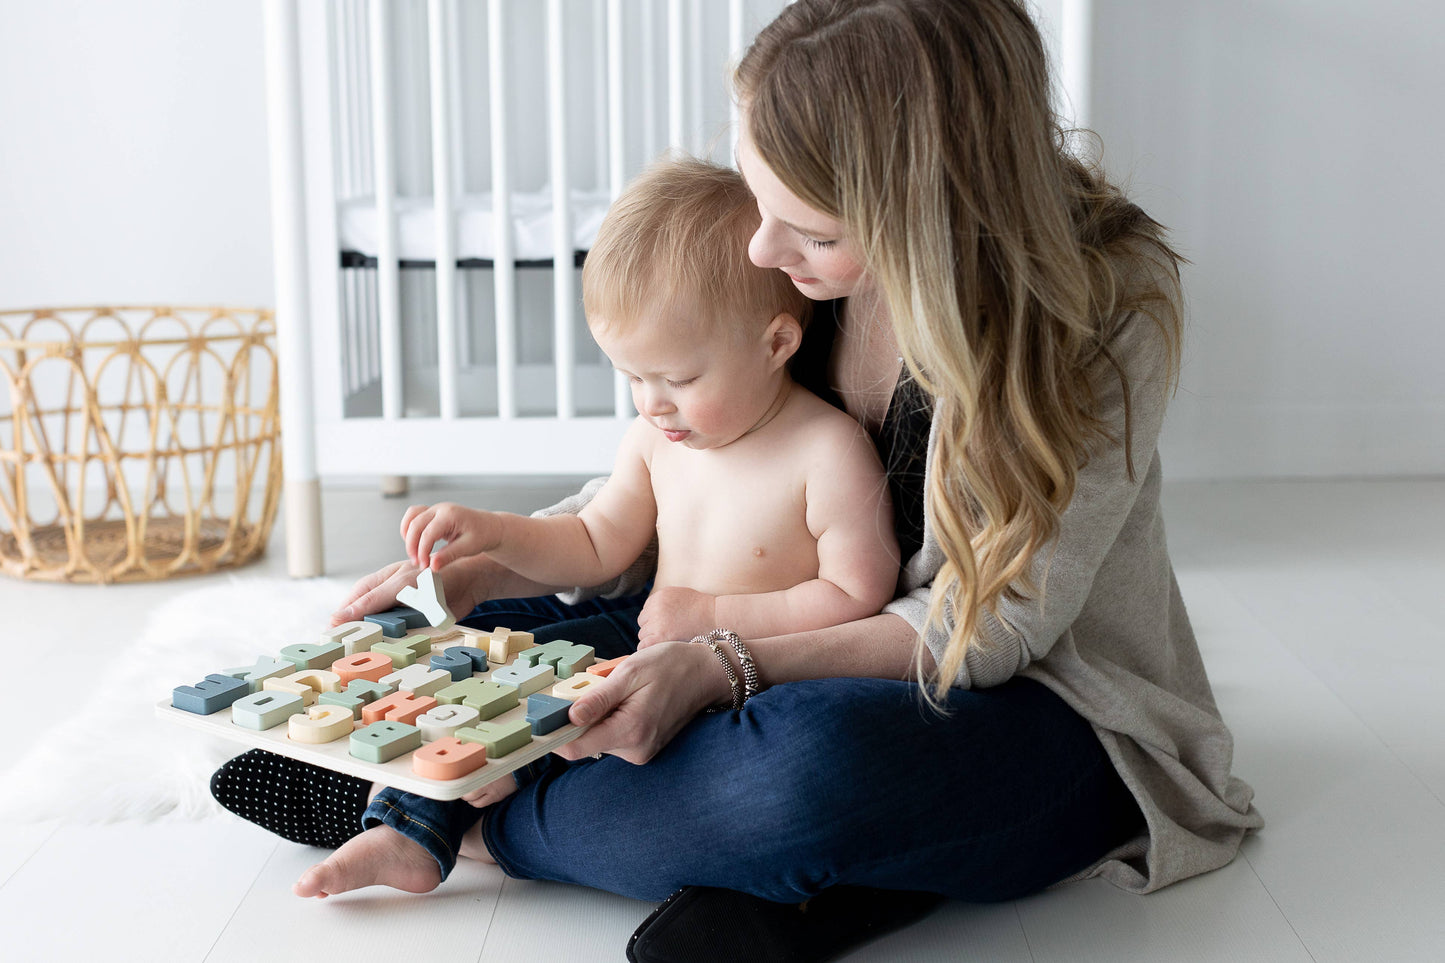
left=212, top=2, right=1261, bottom=959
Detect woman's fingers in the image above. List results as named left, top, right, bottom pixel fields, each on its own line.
left=332, top=561, right=420, bottom=625
left=330, top=562, right=403, bottom=625
left=552, top=644, right=717, bottom=765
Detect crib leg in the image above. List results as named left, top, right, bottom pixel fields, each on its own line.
left=286, top=478, right=325, bottom=578
left=380, top=475, right=410, bottom=498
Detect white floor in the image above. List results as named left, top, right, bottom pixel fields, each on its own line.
left=2, top=478, right=1442, bottom=962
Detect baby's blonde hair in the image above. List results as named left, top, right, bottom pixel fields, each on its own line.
left=737, top=0, right=1183, bottom=702
left=583, top=154, right=809, bottom=340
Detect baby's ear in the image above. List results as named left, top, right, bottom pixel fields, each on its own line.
left=764, top=312, right=803, bottom=367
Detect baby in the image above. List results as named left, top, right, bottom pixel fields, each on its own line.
left=292, top=156, right=899, bottom=902
left=402, top=156, right=899, bottom=649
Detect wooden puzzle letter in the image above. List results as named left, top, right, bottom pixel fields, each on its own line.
left=231, top=690, right=306, bottom=730
left=455, top=718, right=533, bottom=759
left=519, top=639, right=595, bottom=679
left=321, top=621, right=383, bottom=656
left=381, top=664, right=452, bottom=698
left=334, top=652, right=394, bottom=685
left=492, top=662, right=556, bottom=697
left=416, top=704, right=482, bottom=742
left=488, top=627, right=535, bottom=665
left=171, top=674, right=251, bottom=715
left=279, top=642, right=345, bottom=671
left=350, top=721, right=422, bottom=763
left=361, top=691, right=439, bottom=726
left=412, top=737, right=487, bottom=780
left=288, top=704, right=356, bottom=744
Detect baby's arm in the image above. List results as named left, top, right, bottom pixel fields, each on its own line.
left=713, top=419, right=899, bottom=638
left=403, top=419, right=659, bottom=588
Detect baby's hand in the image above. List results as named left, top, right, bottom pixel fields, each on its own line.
left=636, top=587, right=719, bottom=647
left=400, top=502, right=497, bottom=570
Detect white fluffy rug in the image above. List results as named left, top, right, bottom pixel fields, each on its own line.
left=0, top=575, right=350, bottom=825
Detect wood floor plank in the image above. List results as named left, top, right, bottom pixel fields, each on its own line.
left=475, top=876, right=655, bottom=963
left=205, top=840, right=506, bottom=963
left=0, top=822, right=58, bottom=891
left=0, top=820, right=278, bottom=963
left=1015, top=860, right=1311, bottom=963
left=1179, top=571, right=1445, bottom=963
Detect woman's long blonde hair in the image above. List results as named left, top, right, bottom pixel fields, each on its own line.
left=736, top=0, right=1184, bottom=700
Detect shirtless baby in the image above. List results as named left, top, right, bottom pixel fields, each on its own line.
left=293, top=156, right=897, bottom=900
left=402, top=155, right=898, bottom=649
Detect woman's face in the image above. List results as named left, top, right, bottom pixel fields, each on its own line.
left=737, top=122, right=868, bottom=301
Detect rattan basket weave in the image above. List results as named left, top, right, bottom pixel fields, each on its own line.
left=0, top=306, right=282, bottom=582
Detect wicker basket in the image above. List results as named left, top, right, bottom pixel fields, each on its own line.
left=0, top=306, right=282, bottom=582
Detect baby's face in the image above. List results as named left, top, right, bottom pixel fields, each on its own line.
left=591, top=309, right=789, bottom=451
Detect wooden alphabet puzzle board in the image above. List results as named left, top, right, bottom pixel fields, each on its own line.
left=156, top=620, right=624, bottom=801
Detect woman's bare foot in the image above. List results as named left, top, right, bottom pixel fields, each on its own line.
left=293, top=824, right=442, bottom=899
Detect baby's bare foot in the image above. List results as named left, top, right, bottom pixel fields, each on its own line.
left=293, top=824, right=441, bottom=899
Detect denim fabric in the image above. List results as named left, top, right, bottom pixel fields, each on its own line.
left=365, top=591, right=648, bottom=877
left=373, top=629, right=1142, bottom=903
left=482, top=676, right=1141, bottom=903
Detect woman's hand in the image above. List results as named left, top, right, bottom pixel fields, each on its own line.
left=400, top=502, right=501, bottom=570
left=329, top=554, right=495, bottom=626
left=636, top=586, right=719, bottom=647
left=552, top=641, right=731, bottom=764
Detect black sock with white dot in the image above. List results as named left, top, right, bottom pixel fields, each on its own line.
left=210, top=750, right=372, bottom=849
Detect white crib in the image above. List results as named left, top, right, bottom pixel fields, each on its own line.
left=261, top=0, right=1090, bottom=576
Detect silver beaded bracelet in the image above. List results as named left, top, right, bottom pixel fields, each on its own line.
left=705, top=629, right=759, bottom=704
left=693, top=634, right=743, bottom=711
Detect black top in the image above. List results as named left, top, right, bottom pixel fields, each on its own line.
left=792, top=300, right=932, bottom=566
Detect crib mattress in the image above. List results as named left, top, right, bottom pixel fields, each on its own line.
left=338, top=189, right=610, bottom=262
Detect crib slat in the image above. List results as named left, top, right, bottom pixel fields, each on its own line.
left=688, top=0, right=703, bottom=155
left=668, top=0, right=684, bottom=150
left=446, top=1, right=471, bottom=371
left=428, top=0, right=459, bottom=421
left=488, top=0, right=517, bottom=421
left=548, top=0, right=575, bottom=419
left=607, top=0, right=631, bottom=419
left=593, top=1, right=610, bottom=194
left=340, top=0, right=359, bottom=197
left=607, top=0, right=625, bottom=198
left=1061, top=0, right=1092, bottom=130
left=304, top=0, right=351, bottom=423
left=350, top=0, right=373, bottom=196
left=729, top=0, right=744, bottom=156
left=642, top=0, right=658, bottom=162
left=368, top=0, right=403, bottom=421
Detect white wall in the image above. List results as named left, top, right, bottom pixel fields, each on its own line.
left=2, top=0, right=1439, bottom=479
left=1090, top=0, right=1445, bottom=478
left=0, top=0, right=273, bottom=308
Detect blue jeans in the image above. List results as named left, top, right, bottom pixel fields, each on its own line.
left=367, top=596, right=1142, bottom=903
